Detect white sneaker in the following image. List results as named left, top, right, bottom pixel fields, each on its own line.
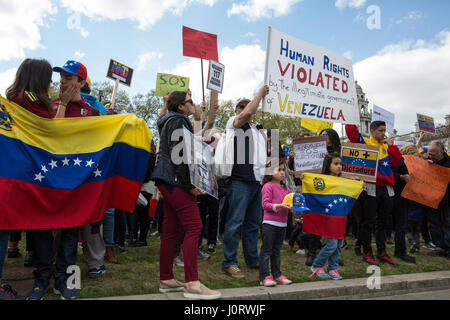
left=296, top=249, right=306, bottom=255
left=173, top=256, right=184, bottom=267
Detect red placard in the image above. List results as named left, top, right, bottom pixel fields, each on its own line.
left=182, top=26, right=218, bottom=61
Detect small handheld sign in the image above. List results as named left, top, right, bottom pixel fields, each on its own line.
left=106, top=59, right=133, bottom=107
left=293, top=136, right=327, bottom=176
left=340, top=142, right=379, bottom=183
left=106, top=59, right=133, bottom=87
left=417, top=113, right=435, bottom=134
left=155, top=73, right=190, bottom=97
left=206, top=59, right=225, bottom=94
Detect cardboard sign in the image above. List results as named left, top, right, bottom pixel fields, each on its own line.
left=155, top=73, right=190, bottom=97
left=417, top=113, right=435, bottom=134
left=372, top=104, right=395, bottom=134
left=183, top=127, right=218, bottom=199
left=401, top=155, right=450, bottom=209
left=262, top=27, right=359, bottom=125
left=106, top=59, right=133, bottom=87
left=341, top=142, right=379, bottom=182
left=301, top=118, right=333, bottom=134
left=206, top=59, right=225, bottom=93
left=293, top=136, right=327, bottom=175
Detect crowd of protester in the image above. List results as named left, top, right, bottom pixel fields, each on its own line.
left=0, top=58, right=449, bottom=301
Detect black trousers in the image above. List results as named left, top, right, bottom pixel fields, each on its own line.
left=9, top=230, right=34, bottom=251
left=28, top=227, right=78, bottom=287
left=361, top=186, right=393, bottom=254
left=135, top=192, right=152, bottom=243
left=197, top=194, right=219, bottom=247
left=350, top=192, right=366, bottom=247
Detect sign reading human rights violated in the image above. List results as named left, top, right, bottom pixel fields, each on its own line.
left=262, top=27, right=359, bottom=124
left=341, top=143, right=379, bottom=182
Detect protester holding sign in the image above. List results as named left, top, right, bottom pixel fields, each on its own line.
left=424, top=142, right=450, bottom=259
left=346, top=121, right=403, bottom=266
left=221, top=85, right=269, bottom=279
left=320, top=128, right=342, bottom=154
left=151, top=90, right=221, bottom=300
left=392, top=145, right=421, bottom=264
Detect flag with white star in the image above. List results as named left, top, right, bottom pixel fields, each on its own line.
left=0, top=96, right=152, bottom=229
left=301, top=172, right=363, bottom=239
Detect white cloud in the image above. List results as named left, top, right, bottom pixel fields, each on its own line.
left=335, top=0, right=367, bottom=10
left=353, top=30, right=450, bottom=134
left=342, top=51, right=353, bottom=60
left=0, top=0, right=57, bottom=61
left=227, top=0, right=303, bottom=22
left=73, top=50, right=85, bottom=59
left=0, top=68, right=18, bottom=97
left=60, top=0, right=217, bottom=30
left=395, top=10, right=423, bottom=25
left=137, top=51, right=164, bottom=71
left=167, top=44, right=266, bottom=104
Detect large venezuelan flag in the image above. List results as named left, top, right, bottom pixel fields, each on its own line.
left=302, top=173, right=363, bottom=239
left=0, top=96, right=152, bottom=229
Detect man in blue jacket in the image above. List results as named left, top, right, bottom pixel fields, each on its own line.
left=80, top=76, right=106, bottom=115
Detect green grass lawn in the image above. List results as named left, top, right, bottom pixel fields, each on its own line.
left=4, top=230, right=450, bottom=300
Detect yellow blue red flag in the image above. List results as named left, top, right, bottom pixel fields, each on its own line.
left=301, top=173, right=363, bottom=239
left=0, top=96, right=152, bottom=229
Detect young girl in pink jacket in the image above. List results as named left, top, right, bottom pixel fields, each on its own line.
left=259, top=159, right=293, bottom=287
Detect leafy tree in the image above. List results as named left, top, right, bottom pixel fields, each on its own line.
left=124, top=90, right=163, bottom=140
left=90, top=81, right=131, bottom=112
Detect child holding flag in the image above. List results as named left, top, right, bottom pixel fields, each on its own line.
left=259, top=159, right=309, bottom=286
left=299, top=153, right=363, bottom=280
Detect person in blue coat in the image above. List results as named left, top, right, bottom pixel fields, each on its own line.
left=80, top=76, right=106, bottom=115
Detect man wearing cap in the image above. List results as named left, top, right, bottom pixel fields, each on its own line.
left=221, top=85, right=269, bottom=278
left=80, top=76, right=106, bottom=116
left=53, top=60, right=95, bottom=118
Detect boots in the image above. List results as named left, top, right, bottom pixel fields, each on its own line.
left=105, top=246, right=118, bottom=264
left=305, top=251, right=316, bottom=266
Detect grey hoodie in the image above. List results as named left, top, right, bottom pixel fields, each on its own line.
left=151, top=112, right=194, bottom=190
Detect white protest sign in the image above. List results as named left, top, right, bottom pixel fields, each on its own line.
left=206, top=59, right=225, bottom=93
left=183, top=127, right=218, bottom=199
left=372, top=104, right=395, bottom=134
left=293, top=136, right=327, bottom=175
left=262, top=27, right=359, bottom=124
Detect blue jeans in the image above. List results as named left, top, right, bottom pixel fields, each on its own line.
left=103, top=208, right=115, bottom=247
left=222, top=180, right=262, bottom=268
left=259, top=224, right=285, bottom=281
left=312, top=238, right=344, bottom=272
left=0, top=230, right=10, bottom=279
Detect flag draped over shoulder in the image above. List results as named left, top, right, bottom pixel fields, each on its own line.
left=0, top=96, right=152, bottom=229
left=302, top=173, right=363, bottom=239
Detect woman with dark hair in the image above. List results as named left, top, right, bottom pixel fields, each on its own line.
left=151, top=90, right=221, bottom=300
left=319, top=128, right=341, bottom=154
left=6, top=58, right=77, bottom=119
left=6, top=58, right=91, bottom=300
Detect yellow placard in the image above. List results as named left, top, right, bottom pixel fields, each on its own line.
left=301, top=118, right=333, bottom=134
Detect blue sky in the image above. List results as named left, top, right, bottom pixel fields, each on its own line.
left=1, top=0, right=449, bottom=134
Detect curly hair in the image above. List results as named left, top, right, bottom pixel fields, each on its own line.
left=399, top=144, right=420, bottom=156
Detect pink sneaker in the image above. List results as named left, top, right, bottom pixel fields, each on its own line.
left=328, top=269, right=343, bottom=280
left=309, top=266, right=330, bottom=279
left=260, top=275, right=277, bottom=287
left=276, top=275, right=292, bottom=285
